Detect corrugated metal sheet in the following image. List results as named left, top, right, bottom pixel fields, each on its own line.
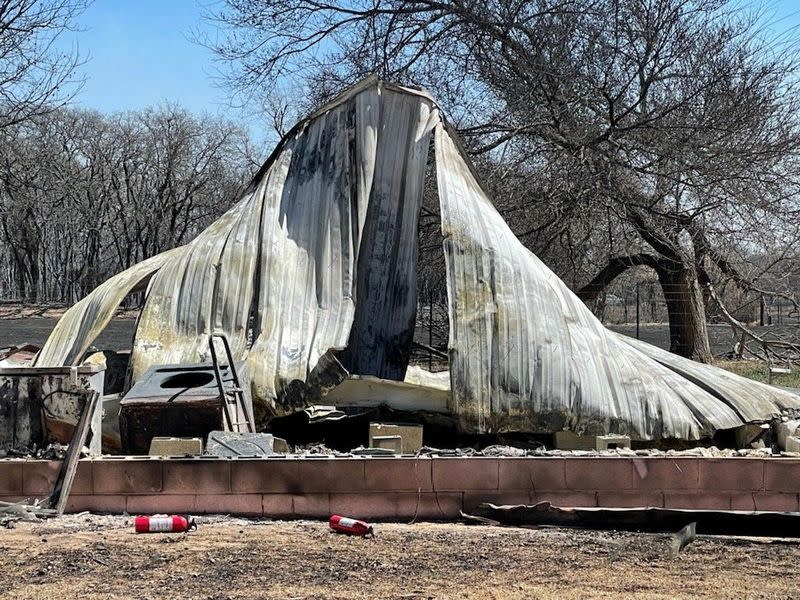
left=244, top=82, right=435, bottom=405
left=35, top=248, right=184, bottom=366
left=35, top=78, right=800, bottom=439
left=619, top=334, right=800, bottom=422
left=39, top=79, right=436, bottom=417
left=435, top=122, right=751, bottom=438
left=130, top=187, right=262, bottom=380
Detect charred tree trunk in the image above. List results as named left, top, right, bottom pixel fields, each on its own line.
left=656, top=264, right=713, bottom=363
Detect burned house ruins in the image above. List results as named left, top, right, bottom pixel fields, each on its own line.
left=4, top=77, right=799, bottom=455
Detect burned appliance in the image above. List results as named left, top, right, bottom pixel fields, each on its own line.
left=119, top=361, right=254, bottom=454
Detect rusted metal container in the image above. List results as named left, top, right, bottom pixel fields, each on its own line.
left=119, top=363, right=251, bottom=454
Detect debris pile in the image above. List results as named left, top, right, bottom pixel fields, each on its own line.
left=0, top=499, right=55, bottom=526
left=1, top=443, right=68, bottom=460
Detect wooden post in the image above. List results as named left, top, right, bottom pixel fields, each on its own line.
left=48, top=391, right=101, bottom=516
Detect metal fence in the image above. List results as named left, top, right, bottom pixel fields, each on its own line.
left=409, top=279, right=800, bottom=362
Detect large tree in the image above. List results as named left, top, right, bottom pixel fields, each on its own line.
left=205, top=0, right=800, bottom=362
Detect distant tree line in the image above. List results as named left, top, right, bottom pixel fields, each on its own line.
left=0, top=107, right=255, bottom=303
left=0, top=1, right=259, bottom=304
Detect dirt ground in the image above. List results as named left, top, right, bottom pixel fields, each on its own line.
left=0, top=303, right=141, bottom=320
left=0, top=515, right=798, bottom=599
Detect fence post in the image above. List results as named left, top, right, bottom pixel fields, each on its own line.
left=624, top=295, right=628, bottom=323
left=635, top=283, right=640, bottom=340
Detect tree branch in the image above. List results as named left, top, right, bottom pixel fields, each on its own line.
left=576, top=253, right=664, bottom=301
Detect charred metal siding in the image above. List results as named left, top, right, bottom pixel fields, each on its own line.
left=36, top=248, right=183, bottom=367
left=39, top=81, right=436, bottom=416
left=337, top=90, right=436, bottom=380
left=35, top=78, right=800, bottom=439
left=621, top=334, right=800, bottom=422
left=435, top=123, right=760, bottom=438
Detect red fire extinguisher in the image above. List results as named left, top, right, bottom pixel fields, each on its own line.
left=329, top=514, right=374, bottom=538
left=134, top=514, right=197, bottom=534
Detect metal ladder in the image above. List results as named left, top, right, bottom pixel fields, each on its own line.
left=208, top=333, right=254, bottom=433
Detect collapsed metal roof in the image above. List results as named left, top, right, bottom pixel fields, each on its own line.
left=35, top=77, right=800, bottom=440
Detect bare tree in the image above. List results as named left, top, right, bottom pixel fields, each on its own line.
left=206, top=0, right=800, bottom=362
left=0, top=0, right=88, bottom=130
left=0, top=106, right=254, bottom=303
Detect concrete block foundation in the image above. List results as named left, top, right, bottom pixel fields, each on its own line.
left=1, top=455, right=797, bottom=519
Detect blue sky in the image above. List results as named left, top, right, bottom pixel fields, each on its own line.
left=59, top=1, right=232, bottom=117
left=59, top=0, right=800, bottom=133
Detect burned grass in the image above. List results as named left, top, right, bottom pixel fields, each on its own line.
left=0, top=515, right=798, bottom=599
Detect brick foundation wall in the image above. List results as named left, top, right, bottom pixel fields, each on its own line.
left=1, top=456, right=797, bottom=519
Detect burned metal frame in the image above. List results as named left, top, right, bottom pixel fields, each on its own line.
left=33, top=77, right=800, bottom=441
